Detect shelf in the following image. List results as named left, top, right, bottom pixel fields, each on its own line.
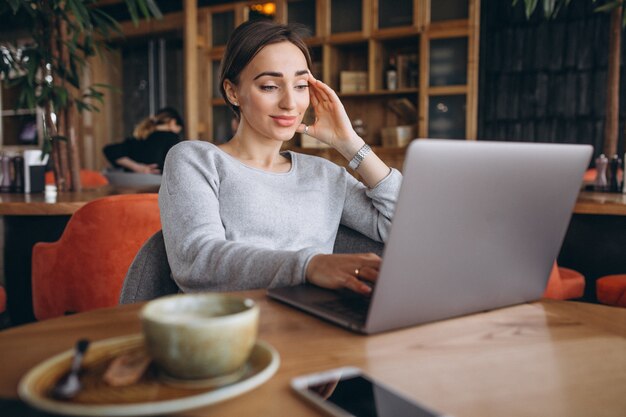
left=338, top=88, right=419, bottom=98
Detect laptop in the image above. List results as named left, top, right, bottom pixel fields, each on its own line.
left=268, top=139, right=592, bottom=334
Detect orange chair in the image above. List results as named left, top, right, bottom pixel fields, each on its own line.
left=0, top=286, right=6, bottom=314
left=45, top=169, right=109, bottom=188
left=543, top=263, right=585, bottom=300
left=31, top=194, right=161, bottom=320
left=596, top=274, right=626, bottom=307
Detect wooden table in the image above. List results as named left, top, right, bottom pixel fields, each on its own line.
left=0, top=185, right=159, bottom=324
left=1, top=291, right=626, bottom=417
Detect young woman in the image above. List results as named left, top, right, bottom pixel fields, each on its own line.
left=160, top=20, right=402, bottom=295
left=103, top=107, right=184, bottom=174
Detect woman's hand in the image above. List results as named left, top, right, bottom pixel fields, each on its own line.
left=306, top=253, right=382, bottom=295
left=297, top=74, right=364, bottom=160
left=134, top=163, right=161, bottom=175
left=115, top=157, right=161, bottom=175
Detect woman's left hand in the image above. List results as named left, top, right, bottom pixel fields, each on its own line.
left=297, top=74, right=364, bottom=159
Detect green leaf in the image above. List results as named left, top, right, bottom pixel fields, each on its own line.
left=594, top=1, right=622, bottom=13
left=145, top=0, right=163, bottom=19
left=525, top=0, right=539, bottom=19
left=543, top=0, right=557, bottom=18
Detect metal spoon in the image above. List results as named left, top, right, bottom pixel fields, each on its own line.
left=51, top=339, right=90, bottom=400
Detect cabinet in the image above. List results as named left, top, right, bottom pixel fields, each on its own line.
left=187, top=0, right=479, bottom=169
left=0, top=82, right=43, bottom=152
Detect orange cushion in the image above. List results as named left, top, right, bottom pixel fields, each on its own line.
left=558, top=267, right=586, bottom=300
left=543, top=264, right=585, bottom=300
left=596, top=275, right=626, bottom=307
left=0, top=286, right=6, bottom=314
left=45, top=170, right=109, bottom=188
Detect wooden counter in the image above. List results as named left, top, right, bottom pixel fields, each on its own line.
left=574, top=190, right=626, bottom=216
left=0, top=185, right=159, bottom=216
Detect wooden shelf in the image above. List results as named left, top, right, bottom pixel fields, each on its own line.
left=338, top=88, right=419, bottom=98
left=191, top=0, right=480, bottom=165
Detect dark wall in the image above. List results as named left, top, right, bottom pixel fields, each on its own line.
left=478, top=0, right=623, bottom=160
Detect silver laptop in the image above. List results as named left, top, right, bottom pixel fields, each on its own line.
left=268, top=139, right=592, bottom=334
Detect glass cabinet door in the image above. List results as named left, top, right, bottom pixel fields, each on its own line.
left=287, top=0, right=316, bottom=37
left=428, top=95, right=466, bottom=139
left=430, top=0, right=469, bottom=22
left=211, top=10, right=235, bottom=47
left=429, top=37, right=468, bottom=86
left=378, top=0, right=413, bottom=29
left=330, top=0, right=362, bottom=34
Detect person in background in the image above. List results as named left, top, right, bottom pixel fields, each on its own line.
left=103, top=107, right=184, bottom=174
left=160, top=20, right=402, bottom=295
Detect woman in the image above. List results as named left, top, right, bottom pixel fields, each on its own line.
left=160, top=20, right=402, bottom=295
left=103, top=107, right=183, bottom=174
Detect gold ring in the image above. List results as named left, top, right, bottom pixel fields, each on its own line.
left=303, top=125, right=309, bottom=135
left=354, top=268, right=360, bottom=278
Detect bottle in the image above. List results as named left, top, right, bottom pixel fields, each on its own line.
left=623, top=152, right=626, bottom=194
left=594, top=154, right=608, bottom=192
left=12, top=155, right=25, bottom=193
left=0, top=153, right=11, bottom=193
left=386, top=56, right=398, bottom=91
left=609, top=154, right=622, bottom=193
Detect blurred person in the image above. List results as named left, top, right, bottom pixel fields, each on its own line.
left=103, top=107, right=184, bottom=174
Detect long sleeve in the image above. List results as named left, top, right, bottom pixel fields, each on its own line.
left=159, top=141, right=402, bottom=293
left=340, top=169, right=403, bottom=243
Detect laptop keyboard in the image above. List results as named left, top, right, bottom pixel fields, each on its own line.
left=314, top=295, right=371, bottom=323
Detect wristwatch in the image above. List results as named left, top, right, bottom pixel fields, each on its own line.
left=348, top=144, right=371, bottom=171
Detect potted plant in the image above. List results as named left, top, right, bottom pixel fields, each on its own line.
left=0, top=0, right=162, bottom=191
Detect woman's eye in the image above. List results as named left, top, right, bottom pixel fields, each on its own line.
left=260, top=85, right=278, bottom=91
left=295, top=84, right=309, bottom=91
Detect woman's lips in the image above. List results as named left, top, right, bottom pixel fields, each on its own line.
left=271, top=116, right=297, bottom=127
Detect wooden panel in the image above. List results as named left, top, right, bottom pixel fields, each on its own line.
left=184, top=0, right=199, bottom=140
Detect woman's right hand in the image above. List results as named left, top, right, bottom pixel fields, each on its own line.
left=306, top=253, right=382, bottom=295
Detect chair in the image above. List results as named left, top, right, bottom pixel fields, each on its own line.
left=542, top=263, right=586, bottom=300
left=119, top=225, right=384, bottom=304
left=596, top=274, right=626, bottom=307
left=45, top=169, right=109, bottom=188
left=32, top=194, right=161, bottom=320
left=0, top=286, right=6, bottom=314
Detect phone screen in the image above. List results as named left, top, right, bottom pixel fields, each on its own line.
left=306, top=374, right=439, bottom=417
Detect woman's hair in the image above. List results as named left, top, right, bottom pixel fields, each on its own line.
left=219, top=20, right=313, bottom=119
left=133, top=107, right=184, bottom=140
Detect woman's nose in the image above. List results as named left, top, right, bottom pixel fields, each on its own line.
left=279, top=89, right=296, bottom=110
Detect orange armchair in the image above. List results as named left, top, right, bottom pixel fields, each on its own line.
left=543, top=263, right=585, bottom=300
left=0, top=286, right=6, bottom=314
left=31, top=194, right=161, bottom=320
left=596, top=274, right=626, bottom=307
left=45, top=169, right=109, bottom=188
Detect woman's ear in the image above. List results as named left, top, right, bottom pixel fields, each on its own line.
left=223, top=80, right=239, bottom=107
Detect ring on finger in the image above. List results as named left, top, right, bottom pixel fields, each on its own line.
left=354, top=267, right=361, bottom=278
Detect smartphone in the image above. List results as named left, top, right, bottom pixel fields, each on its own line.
left=291, top=367, right=450, bottom=417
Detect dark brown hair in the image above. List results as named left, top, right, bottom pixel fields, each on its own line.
left=219, top=20, right=313, bottom=119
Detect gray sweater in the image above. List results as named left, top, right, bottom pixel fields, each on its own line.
left=159, top=141, right=402, bottom=292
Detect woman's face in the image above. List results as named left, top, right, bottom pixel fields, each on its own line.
left=226, top=41, right=310, bottom=143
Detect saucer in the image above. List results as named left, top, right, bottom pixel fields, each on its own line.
left=18, top=334, right=280, bottom=417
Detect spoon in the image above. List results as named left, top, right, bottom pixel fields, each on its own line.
left=51, top=339, right=90, bottom=400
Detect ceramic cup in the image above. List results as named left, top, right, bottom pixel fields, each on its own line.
left=141, top=293, right=259, bottom=380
